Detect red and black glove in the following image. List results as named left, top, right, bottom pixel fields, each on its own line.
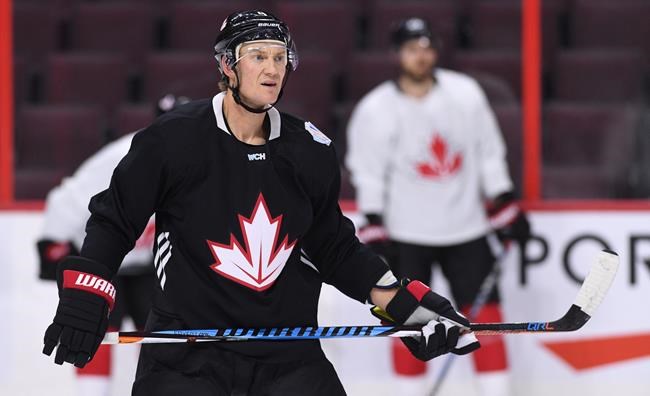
left=357, top=214, right=395, bottom=265
left=36, top=239, right=79, bottom=280
left=43, top=256, right=115, bottom=368
left=372, top=279, right=480, bottom=361
left=487, top=192, right=531, bottom=245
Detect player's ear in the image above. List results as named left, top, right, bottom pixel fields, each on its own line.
left=221, top=59, right=238, bottom=88
left=222, top=59, right=234, bottom=78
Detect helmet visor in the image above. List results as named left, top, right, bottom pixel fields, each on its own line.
left=234, top=41, right=288, bottom=68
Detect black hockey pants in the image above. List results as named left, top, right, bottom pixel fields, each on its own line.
left=131, top=310, right=347, bottom=396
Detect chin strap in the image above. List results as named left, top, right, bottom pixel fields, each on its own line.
left=228, top=67, right=291, bottom=114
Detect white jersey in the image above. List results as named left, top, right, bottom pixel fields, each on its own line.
left=41, top=132, right=155, bottom=271
left=346, top=68, right=513, bottom=245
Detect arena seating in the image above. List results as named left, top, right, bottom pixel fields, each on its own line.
left=15, top=105, right=104, bottom=172
left=345, top=51, right=398, bottom=102
left=554, top=49, right=644, bottom=102
left=168, top=2, right=260, bottom=51
left=143, top=52, right=216, bottom=101
left=492, top=104, right=523, bottom=194
left=113, top=104, right=156, bottom=138
left=453, top=50, right=521, bottom=99
left=466, top=0, right=561, bottom=65
left=275, top=2, right=356, bottom=63
left=46, top=53, right=129, bottom=112
left=10, top=0, right=649, bottom=199
left=542, top=103, right=640, bottom=198
left=70, top=2, right=156, bottom=68
left=282, top=53, right=334, bottom=131
left=12, top=3, right=60, bottom=62
left=14, top=105, right=104, bottom=199
left=571, top=0, right=650, bottom=52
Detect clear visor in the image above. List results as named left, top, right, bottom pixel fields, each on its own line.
left=234, top=40, right=298, bottom=71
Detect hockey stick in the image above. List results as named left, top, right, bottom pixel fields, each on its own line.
left=102, top=250, right=618, bottom=345
left=428, top=244, right=509, bottom=396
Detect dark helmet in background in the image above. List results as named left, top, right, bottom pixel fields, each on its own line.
left=390, top=17, right=441, bottom=50
left=213, top=10, right=298, bottom=113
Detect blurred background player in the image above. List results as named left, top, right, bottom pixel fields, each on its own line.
left=346, top=17, right=531, bottom=396
left=36, top=94, right=190, bottom=396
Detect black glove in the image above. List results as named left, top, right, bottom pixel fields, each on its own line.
left=372, top=279, right=480, bottom=361
left=357, top=214, right=395, bottom=265
left=36, top=239, right=79, bottom=280
left=487, top=192, right=531, bottom=245
left=43, top=256, right=115, bottom=368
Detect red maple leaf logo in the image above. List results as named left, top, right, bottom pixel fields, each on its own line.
left=206, top=193, right=296, bottom=291
left=416, top=134, right=463, bottom=178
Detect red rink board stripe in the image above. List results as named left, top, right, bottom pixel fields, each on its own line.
left=543, top=332, right=650, bottom=370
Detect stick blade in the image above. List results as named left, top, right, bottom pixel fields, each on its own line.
left=574, top=249, right=619, bottom=317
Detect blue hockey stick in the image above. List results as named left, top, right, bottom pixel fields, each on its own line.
left=102, top=250, right=618, bottom=345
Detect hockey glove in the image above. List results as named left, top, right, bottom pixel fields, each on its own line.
left=372, top=279, right=480, bottom=361
left=487, top=191, right=531, bottom=245
left=357, top=214, right=395, bottom=265
left=36, top=239, right=79, bottom=280
left=43, top=256, right=115, bottom=368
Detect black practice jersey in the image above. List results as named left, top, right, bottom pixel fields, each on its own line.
left=80, top=93, right=388, bottom=361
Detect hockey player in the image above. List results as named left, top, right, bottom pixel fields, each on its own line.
left=42, top=11, right=479, bottom=395
left=346, top=17, right=531, bottom=395
left=36, top=94, right=189, bottom=396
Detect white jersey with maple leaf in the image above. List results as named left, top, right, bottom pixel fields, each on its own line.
left=346, top=68, right=514, bottom=245
left=79, top=93, right=388, bottom=361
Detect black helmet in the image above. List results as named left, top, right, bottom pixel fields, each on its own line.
left=391, top=17, right=440, bottom=50
left=213, top=10, right=298, bottom=113
left=214, top=10, right=298, bottom=74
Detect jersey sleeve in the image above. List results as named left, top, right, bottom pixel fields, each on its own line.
left=80, top=127, right=168, bottom=274
left=303, top=147, right=390, bottom=303
left=345, top=94, right=396, bottom=215
left=472, top=85, right=514, bottom=199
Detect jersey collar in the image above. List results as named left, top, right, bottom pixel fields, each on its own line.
left=212, top=92, right=282, bottom=140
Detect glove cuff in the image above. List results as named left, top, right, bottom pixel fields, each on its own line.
left=57, top=256, right=116, bottom=311
left=358, top=224, right=388, bottom=244
left=488, top=191, right=521, bottom=229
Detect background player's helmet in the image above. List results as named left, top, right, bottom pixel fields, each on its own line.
left=156, top=94, right=191, bottom=116
left=214, top=10, right=299, bottom=75
left=391, top=17, right=441, bottom=50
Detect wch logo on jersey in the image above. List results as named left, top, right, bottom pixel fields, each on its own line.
left=248, top=152, right=266, bottom=161
left=416, top=133, right=463, bottom=179
left=206, top=193, right=296, bottom=291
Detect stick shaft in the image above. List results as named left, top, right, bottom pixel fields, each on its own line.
left=102, top=319, right=578, bottom=345
left=102, top=250, right=617, bottom=345
left=103, top=326, right=422, bottom=344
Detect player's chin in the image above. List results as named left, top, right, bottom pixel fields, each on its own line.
left=256, top=87, right=281, bottom=103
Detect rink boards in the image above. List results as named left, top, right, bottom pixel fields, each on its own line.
left=0, top=209, right=649, bottom=396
